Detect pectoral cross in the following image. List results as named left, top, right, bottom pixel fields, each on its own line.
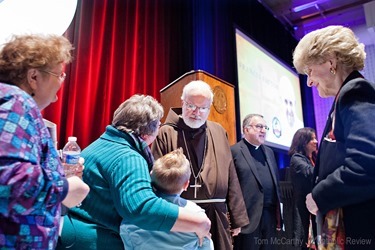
left=190, top=178, right=201, bottom=198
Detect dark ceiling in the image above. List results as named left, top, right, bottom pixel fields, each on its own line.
left=258, top=0, right=375, bottom=44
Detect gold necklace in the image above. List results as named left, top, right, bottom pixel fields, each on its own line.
left=182, top=129, right=207, bottom=198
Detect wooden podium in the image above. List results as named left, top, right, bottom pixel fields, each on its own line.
left=160, top=70, right=237, bottom=145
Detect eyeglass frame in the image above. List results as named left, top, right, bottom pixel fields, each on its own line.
left=183, top=101, right=211, bottom=113
left=40, top=69, right=66, bottom=82
left=247, top=124, right=270, bottom=131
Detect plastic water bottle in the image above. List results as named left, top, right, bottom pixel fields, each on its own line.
left=62, top=136, right=81, bottom=177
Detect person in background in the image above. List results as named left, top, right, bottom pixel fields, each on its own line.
left=58, top=94, right=211, bottom=249
left=120, top=148, right=214, bottom=249
left=0, top=34, right=89, bottom=249
left=288, top=127, right=318, bottom=249
left=152, top=80, right=249, bottom=250
left=293, top=25, right=375, bottom=249
left=231, top=114, right=283, bottom=250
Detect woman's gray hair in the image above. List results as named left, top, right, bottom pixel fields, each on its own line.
left=293, top=25, right=366, bottom=74
left=181, top=80, right=213, bottom=103
left=112, top=94, right=164, bottom=136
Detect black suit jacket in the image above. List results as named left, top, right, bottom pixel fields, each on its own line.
left=231, top=139, right=283, bottom=234
left=313, top=71, right=375, bottom=214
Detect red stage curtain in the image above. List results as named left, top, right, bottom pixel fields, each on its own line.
left=43, top=0, right=175, bottom=148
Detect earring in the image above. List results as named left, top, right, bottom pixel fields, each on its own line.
left=31, top=93, right=35, bottom=97
left=330, top=68, right=336, bottom=75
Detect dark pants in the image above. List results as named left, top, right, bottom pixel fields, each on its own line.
left=234, top=207, right=277, bottom=250
left=344, top=200, right=375, bottom=250
left=294, top=198, right=317, bottom=249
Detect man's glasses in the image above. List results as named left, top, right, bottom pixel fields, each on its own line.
left=40, top=69, right=66, bottom=82
left=248, top=124, right=269, bottom=131
left=183, top=101, right=210, bottom=113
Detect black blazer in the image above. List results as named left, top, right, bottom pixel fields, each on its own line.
left=231, top=139, right=283, bottom=234
left=313, top=71, right=375, bottom=214
left=289, top=153, right=314, bottom=203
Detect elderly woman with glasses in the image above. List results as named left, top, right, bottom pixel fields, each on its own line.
left=0, top=34, right=89, bottom=249
left=293, top=25, right=375, bottom=249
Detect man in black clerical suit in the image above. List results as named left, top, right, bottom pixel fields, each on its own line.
left=231, top=114, right=283, bottom=250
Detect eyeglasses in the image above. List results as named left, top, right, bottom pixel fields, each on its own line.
left=183, top=101, right=210, bottom=113
left=40, top=69, right=66, bottom=82
left=248, top=124, right=269, bottom=131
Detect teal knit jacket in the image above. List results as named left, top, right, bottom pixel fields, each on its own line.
left=62, top=125, right=179, bottom=248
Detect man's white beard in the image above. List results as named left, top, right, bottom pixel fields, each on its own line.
left=182, top=115, right=206, bottom=129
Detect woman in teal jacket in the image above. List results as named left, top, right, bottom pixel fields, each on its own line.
left=58, top=94, right=210, bottom=249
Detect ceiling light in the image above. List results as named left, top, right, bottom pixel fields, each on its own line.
left=0, top=0, right=77, bottom=47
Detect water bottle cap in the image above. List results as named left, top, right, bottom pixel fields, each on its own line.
left=68, top=136, right=77, bottom=142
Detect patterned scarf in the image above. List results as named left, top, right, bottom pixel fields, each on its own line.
left=128, top=132, right=154, bottom=171
left=318, top=208, right=345, bottom=250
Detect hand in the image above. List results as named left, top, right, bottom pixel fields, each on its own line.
left=62, top=176, right=90, bottom=208
left=306, top=193, right=318, bottom=215
left=193, top=212, right=211, bottom=247
left=75, top=157, right=85, bottom=179
left=231, top=227, right=241, bottom=236
left=195, top=214, right=211, bottom=245
left=172, top=207, right=211, bottom=246
left=198, top=232, right=211, bottom=247
left=63, top=157, right=85, bottom=178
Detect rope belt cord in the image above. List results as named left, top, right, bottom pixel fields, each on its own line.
left=189, top=199, right=226, bottom=204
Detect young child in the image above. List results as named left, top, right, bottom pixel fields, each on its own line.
left=120, top=148, right=213, bottom=249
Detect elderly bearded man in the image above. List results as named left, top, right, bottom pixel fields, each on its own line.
left=152, top=80, right=249, bottom=250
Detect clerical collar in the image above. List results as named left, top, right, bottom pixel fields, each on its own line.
left=244, top=138, right=260, bottom=150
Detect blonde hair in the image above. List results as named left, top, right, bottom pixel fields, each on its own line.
left=293, top=25, right=366, bottom=74
left=151, top=148, right=191, bottom=194
left=0, top=34, right=73, bottom=86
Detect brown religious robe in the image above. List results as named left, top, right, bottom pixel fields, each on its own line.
left=151, top=108, right=249, bottom=250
